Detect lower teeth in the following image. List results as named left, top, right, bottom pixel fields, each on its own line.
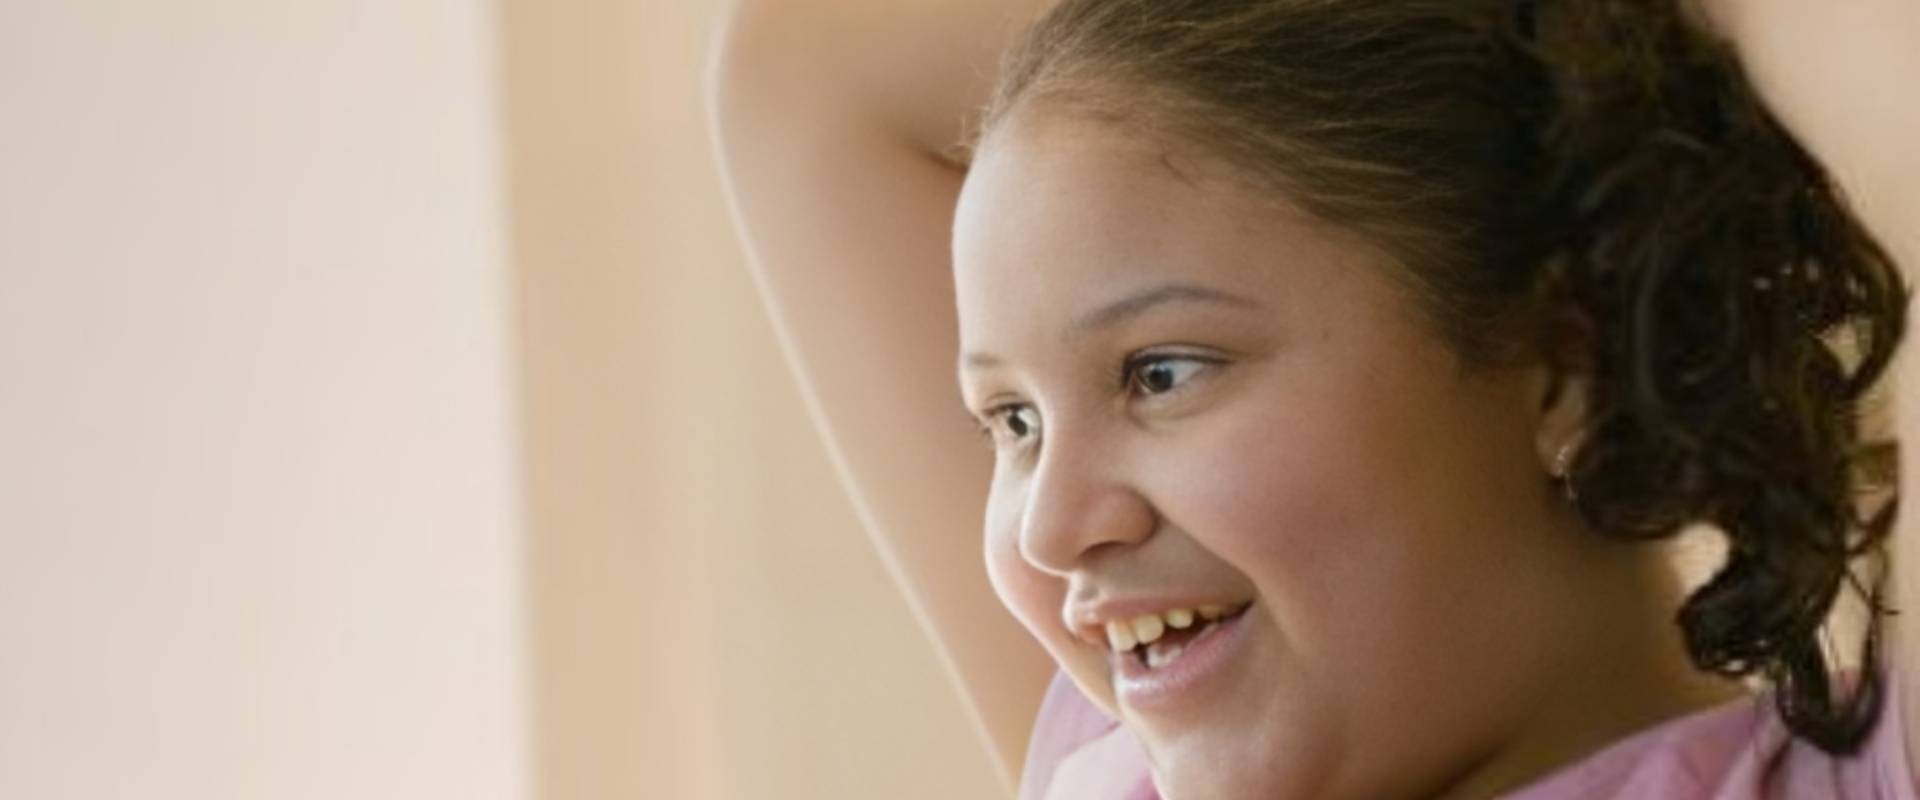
left=1138, top=620, right=1222, bottom=669
left=1144, top=644, right=1185, bottom=669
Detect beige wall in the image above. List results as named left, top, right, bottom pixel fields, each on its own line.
left=1, top=1, right=1003, bottom=798
left=0, top=1, right=529, bottom=799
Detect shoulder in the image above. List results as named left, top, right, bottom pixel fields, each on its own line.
left=1019, top=671, right=1157, bottom=800
left=1018, top=670, right=1920, bottom=799
left=1736, top=670, right=1920, bottom=800
left=1511, top=670, right=1920, bottom=800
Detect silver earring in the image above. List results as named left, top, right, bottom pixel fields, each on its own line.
left=1552, top=440, right=1579, bottom=506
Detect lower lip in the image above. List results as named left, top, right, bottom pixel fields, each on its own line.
left=1110, top=607, right=1252, bottom=713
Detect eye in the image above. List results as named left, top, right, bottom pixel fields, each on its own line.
left=1124, top=354, right=1211, bottom=397
left=975, top=403, right=1041, bottom=448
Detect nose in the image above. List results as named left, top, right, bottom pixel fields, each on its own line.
left=1017, top=422, right=1156, bottom=576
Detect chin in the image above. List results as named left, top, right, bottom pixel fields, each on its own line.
left=1136, top=713, right=1351, bottom=798
left=1137, top=724, right=1313, bottom=800
left=1149, top=758, right=1287, bottom=800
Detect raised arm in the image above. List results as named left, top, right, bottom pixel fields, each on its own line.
left=1690, top=0, right=1920, bottom=765
left=705, top=0, right=1058, bottom=787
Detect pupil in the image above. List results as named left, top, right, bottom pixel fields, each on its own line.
left=1143, top=364, right=1172, bottom=392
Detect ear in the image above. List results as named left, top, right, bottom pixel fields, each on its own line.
left=1533, top=362, right=1593, bottom=478
left=1531, top=310, right=1596, bottom=477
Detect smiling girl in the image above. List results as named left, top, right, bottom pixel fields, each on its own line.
left=709, top=0, right=1920, bottom=797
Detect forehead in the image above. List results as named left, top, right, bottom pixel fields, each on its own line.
left=951, top=113, right=1379, bottom=347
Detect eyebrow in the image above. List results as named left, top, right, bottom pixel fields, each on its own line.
left=959, top=282, right=1262, bottom=370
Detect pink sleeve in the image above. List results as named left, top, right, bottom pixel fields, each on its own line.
left=1017, top=671, right=1115, bottom=800
left=1016, top=667, right=1920, bottom=799
left=1721, top=670, right=1920, bottom=800
left=1867, top=670, right=1920, bottom=800
left=1018, top=670, right=1158, bottom=800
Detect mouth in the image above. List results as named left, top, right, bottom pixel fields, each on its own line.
left=1106, top=601, right=1255, bottom=713
left=1103, top=602, right=1251, bottom=669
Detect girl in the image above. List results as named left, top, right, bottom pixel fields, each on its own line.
left=709, top=0, right=1920, bottom=797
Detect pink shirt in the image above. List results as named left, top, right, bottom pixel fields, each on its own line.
left=1018, top=670, right=1920, bottom=799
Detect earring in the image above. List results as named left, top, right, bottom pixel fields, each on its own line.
left=1552, top=439, right=1580, bottom=506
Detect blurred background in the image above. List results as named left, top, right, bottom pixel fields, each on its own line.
left=0, top=1, right=1001, bottom=798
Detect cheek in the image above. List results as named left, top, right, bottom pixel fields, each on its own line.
left=1163, top=405, right=1368, bottom=619
left=1161, top=369, right=1387, bottom=571
left=1153, top=360, right=1490, bottom=664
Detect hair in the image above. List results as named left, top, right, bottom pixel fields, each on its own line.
left=966, top=0, right=1909, bottom=754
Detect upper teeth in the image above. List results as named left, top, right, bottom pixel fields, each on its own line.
left=1103, top=604, right=1234, bottom=653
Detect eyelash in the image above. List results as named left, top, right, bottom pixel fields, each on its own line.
left=970, top=353, right=1216, bottom=446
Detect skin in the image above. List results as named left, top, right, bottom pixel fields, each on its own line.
left=952, top=109, right=1745, bottom=799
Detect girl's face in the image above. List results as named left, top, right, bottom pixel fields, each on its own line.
left=953, top=114, right=1608, bottom=798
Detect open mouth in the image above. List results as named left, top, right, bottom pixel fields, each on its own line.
left=1110, top=602, right=1253, bottom=670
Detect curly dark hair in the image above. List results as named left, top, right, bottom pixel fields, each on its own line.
left=966, top=0, right=1908, bottom=753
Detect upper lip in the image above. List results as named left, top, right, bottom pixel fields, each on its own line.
left=1063, top=595, right=1254, bottom=649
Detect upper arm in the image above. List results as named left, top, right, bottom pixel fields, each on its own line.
left=706, top=0, right=1059, bottom=788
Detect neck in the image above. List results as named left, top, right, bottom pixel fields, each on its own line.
left=1430, top=537, right=1750, bottom=800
